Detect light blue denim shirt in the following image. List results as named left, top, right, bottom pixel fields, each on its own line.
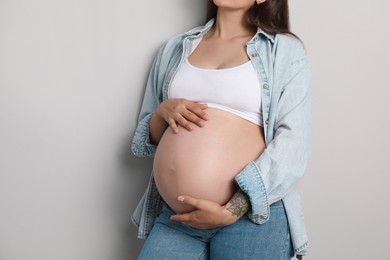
left=131, top=18, right=312, bottom=257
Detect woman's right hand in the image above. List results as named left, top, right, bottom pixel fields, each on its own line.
left=156, top=98, right=209, bottom=133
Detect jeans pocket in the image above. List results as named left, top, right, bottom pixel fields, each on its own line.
left=270, top=199, right=284, bottom=208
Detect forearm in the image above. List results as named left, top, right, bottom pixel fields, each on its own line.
left=149, top=111, right=168, bottom=145
left=223, top=189, right=250, bottom=220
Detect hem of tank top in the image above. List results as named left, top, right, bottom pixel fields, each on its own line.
left=203, top=103, right=264, bottom=127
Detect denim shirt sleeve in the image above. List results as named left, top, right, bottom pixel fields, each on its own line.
left=235, top=42, right=312, bottom=224
left=131, top=45, right=166, bottom=157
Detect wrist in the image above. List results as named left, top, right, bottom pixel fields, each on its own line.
left=153, top=106, right=168, bottom=127
left=221, top=203, right=240, bottom=225
left=154, top=105, right=163, bottom=119
left=149, top=108, right=168, bottom=145
left=223, top=189, right=250, bottom=222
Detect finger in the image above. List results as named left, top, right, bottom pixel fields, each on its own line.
left=174, top=114, right=193, bottom=131
left=197, top=103, right=208, bottom=110
left=177, top=195, right=201, bottom=208
left=170, top=213, right=193, bottom=222
left=183, top=111, right=206, bottom=127
left=177, top=221, right=209, bottom=230
left=167, top=118, right=179, bottom=133
left=187, top=104, right=209, bottom=121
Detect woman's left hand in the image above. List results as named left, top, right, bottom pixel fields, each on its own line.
left=170, top=196, right=239, bottom=230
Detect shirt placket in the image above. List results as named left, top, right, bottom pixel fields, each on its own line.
left=246, top=42, right=271, bottom=143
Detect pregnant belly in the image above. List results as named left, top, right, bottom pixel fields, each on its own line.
left=153, top=108, right=266, bottom=214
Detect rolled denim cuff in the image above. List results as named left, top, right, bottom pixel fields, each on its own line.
left=235, top=162, right=270, bottom=224
left=131, top=113, right=157, bottom=157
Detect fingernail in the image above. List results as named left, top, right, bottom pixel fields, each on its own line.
left=178, top=196, right=184, bottom=202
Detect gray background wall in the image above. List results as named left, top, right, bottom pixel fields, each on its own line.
left=0, top=0, right=389, bottom=259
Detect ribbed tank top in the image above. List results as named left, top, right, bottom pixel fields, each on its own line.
left=168, top=46, right=263, bottom=126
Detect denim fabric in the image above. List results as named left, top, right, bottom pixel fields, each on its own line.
left=131, top=18, right=312, bottom=258
left=138, top=200, right=294, bottom=260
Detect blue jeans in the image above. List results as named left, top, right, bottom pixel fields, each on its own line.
left=138, top=200, right=294, bottom=260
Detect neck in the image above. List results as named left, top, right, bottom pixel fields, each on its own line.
left=210, top=8, right=255, bottom=39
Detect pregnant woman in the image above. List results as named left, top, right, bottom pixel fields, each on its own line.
left=131, top=0, right=312, bottom=259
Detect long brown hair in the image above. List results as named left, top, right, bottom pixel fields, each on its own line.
left=206, top=0, right=295, bottom=36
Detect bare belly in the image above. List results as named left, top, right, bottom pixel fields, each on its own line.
left=153, top=108, right=266, bottom=214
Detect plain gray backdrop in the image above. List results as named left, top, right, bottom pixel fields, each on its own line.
left=0, top=0, right=389, bottom=259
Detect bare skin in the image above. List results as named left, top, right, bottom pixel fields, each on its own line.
left=154, top=107, right=264, bottom=215
left=150, top=0, right=267, bottom=229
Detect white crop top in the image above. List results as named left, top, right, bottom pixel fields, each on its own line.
left=168, top=40, right=263, bottom=126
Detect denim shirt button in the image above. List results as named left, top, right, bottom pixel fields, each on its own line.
left=262, top=83, right=269, bottom=90
left=265, top=119, right=269, bottom=124
left=251, top=53, right=258, bottom=58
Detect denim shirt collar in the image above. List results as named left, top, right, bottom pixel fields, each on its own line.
left=184, top=18, right=275, bottom=44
